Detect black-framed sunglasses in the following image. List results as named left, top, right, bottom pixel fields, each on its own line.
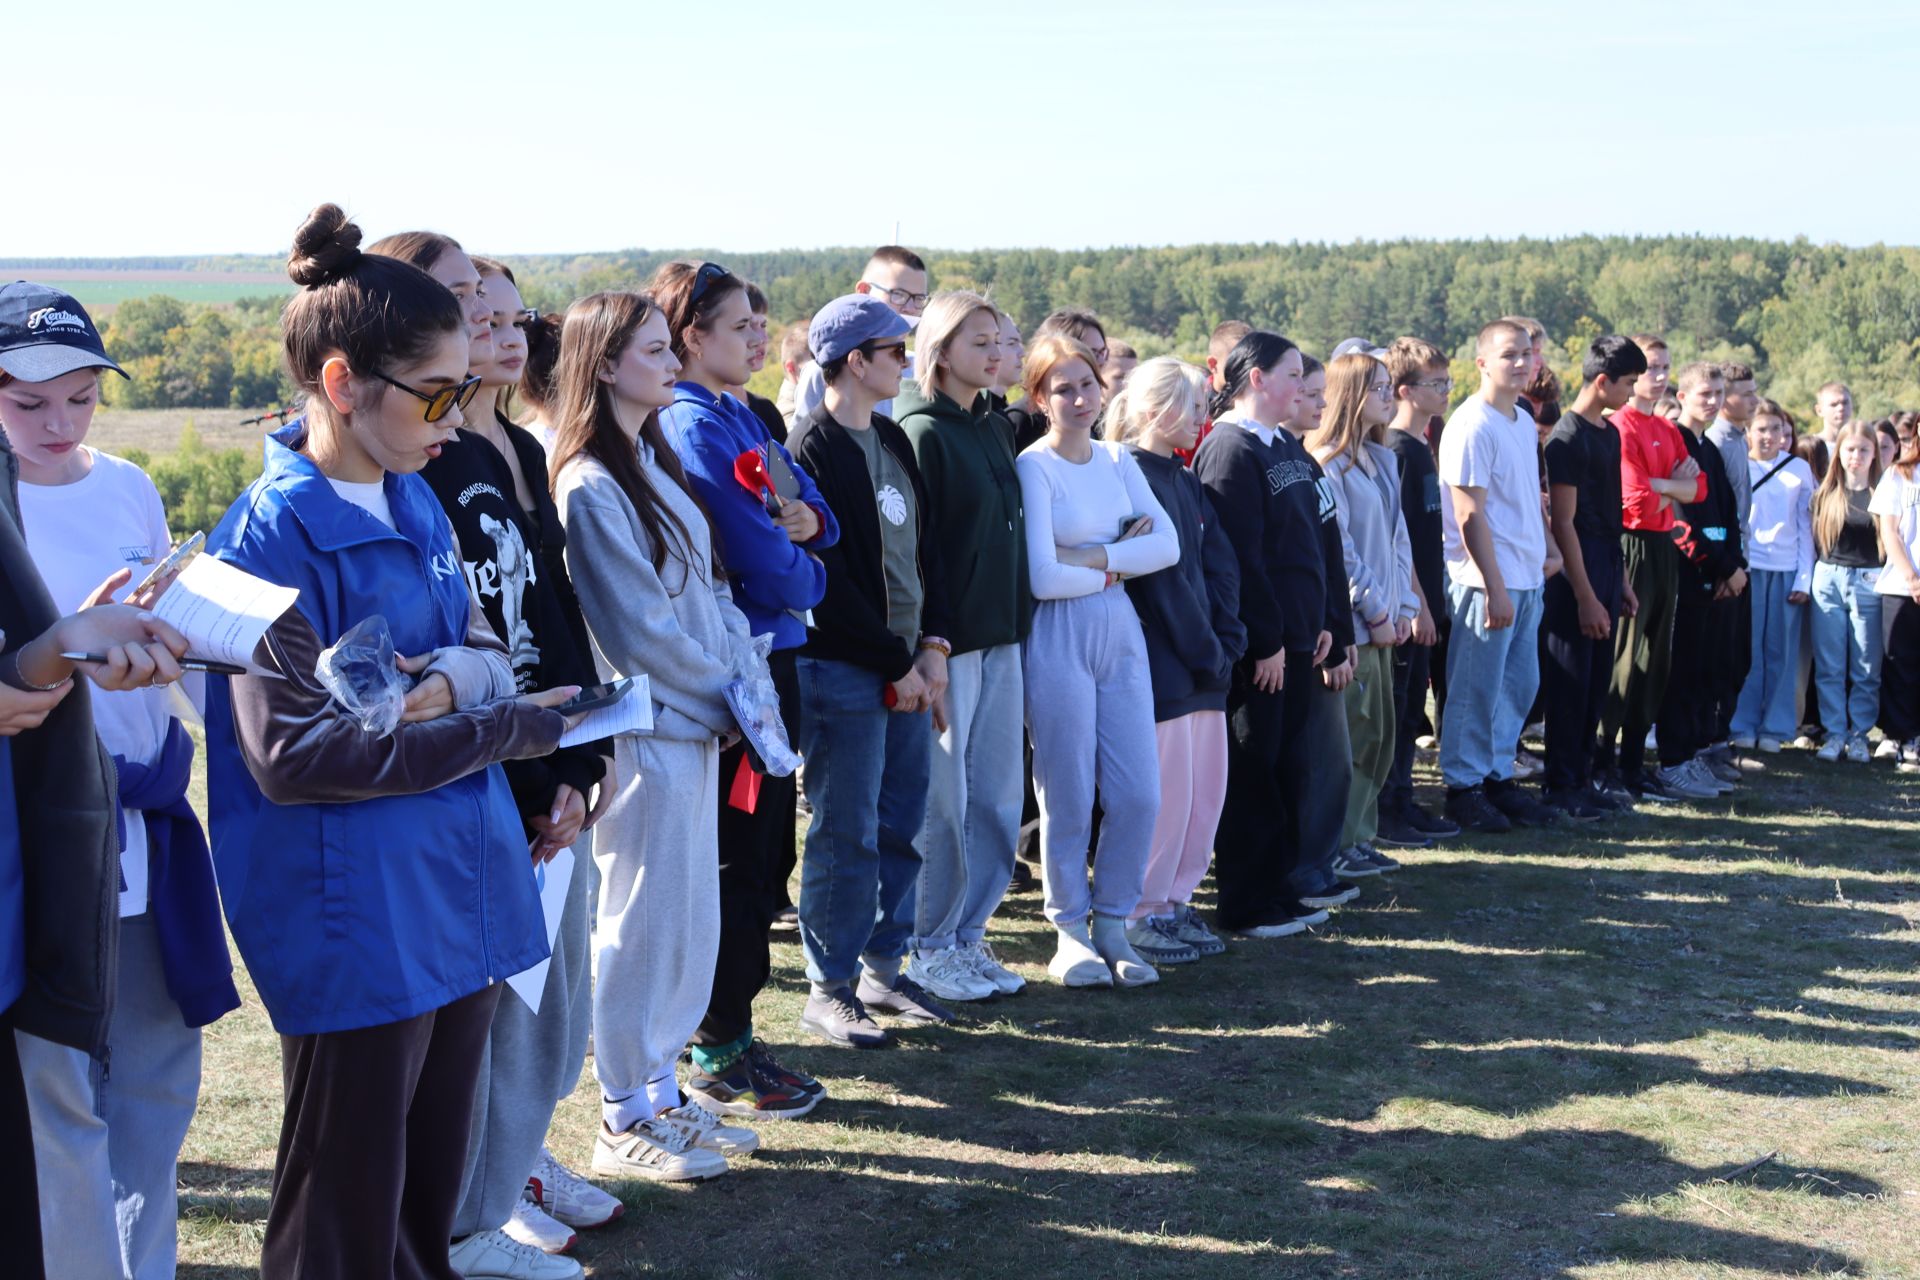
left=858, top=340, right=910, bottom=364
left=688, top=261, right=733, bottom=307
left=373, top=370, right=483, bottom=423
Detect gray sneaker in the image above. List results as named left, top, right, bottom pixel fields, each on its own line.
left=1124, top=918, right=1199, bottom=965
left=1686, top=758, right=1734, bottom=795
left=1654, top=762, right=1720, bottom=800
left=799, top=986, right=892, bottom=1049
left=1168, top=905, right=1227, bottom=956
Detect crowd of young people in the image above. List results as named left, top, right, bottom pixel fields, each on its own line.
left=4, top=215, right=1918, bottom=1280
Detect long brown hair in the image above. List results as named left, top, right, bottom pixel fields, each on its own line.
left=1812, top=419, right=1884, bottom=559
left=547, top=291, right=715, bottom=580
left=649, top=260, right=747, bottom=364
left=1309, top=353, right=1387, bottom=470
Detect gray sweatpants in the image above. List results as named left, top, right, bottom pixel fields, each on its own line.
left=1023, top=587, right=1160, bottom=925
left=592, top=734, right=721, bottom=1133
left=451, top=826, right=594, bottom=1236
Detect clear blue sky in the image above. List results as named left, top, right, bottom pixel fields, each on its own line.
left=12, top=0, right=1914, bottom=257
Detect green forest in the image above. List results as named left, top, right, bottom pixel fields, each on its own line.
left=13, top=235, right=1919, bottom=417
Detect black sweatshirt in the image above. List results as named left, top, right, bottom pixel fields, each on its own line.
left=1303, top=447, right=1358, bottom=654
left=1125, top=448, right=1247, bottom=720
left=1670, top=426, right=1747, bottom=598
left=1193, top=420, right=1333, bottom=660
left=786, top=405, right=951, bottom=681
left=420, top=424, right=607, bottom=835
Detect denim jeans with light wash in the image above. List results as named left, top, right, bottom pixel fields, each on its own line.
left=1810, top=561, right=1884, bottom=740
left=1732, top=568, right=1804, bottom=741
left=1440, top=581, right=1543, bottom=790
left=16, top=914, right=200, bottom=1280
left=913, top=643, right=1024, bottom=953
left=795, top=656, right=931, bottom=986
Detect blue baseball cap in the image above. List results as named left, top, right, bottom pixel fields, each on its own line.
left=0, top=282, right=126, bottom=382
left=808, top=293, right=912, bottom=366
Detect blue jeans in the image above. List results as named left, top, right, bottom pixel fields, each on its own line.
left=795, top=656, right=931, bottom=986
left=1810, top=562, right=1883, bottom=739
left=1440, top=581, right=1543, bottom=789
left=1732, top=568, right=1804, bottom=741
left=15, top=915, right=200, bottom=1280
left=913, top=643, right=1024, bottom=952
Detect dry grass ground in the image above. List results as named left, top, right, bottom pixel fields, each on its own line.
left=85, top=407, right=274, bottom=459
left=171, top=742, right=1919, bottom=1279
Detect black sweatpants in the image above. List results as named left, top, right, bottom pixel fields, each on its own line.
left=2, top=1003, right=44, bottom=1280
left=1880, top=596, right=1920, bottom=743
left=1214, top=654, right=1349, bottom=930
left=1543, top=535, right=1622, bottom=792
left=263, top=983, right=500, bottom=1280
left=1657, top=589, right=1726, bottom=767
left=1382, top=638, right=1432, bottom=812
left=698, top=648, right=799, bottom=1047
left=1716, top=578, right=1754, bottom=743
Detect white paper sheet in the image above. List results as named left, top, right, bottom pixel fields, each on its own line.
left=505, top=846, right=573, bottom=1014
left=151, top=555, right=299, bottom=678
left=556, top=675, right=652, bottom=748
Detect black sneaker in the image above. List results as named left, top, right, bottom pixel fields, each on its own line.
left=1373, top=808, right=1433, bottom=848
left=1485, top=779, right=1563, bottom=827
left=1297, top=875, right=1361, bottom=909
left=769, top=905, right=800, bottom=934
left=1330, top=847, right=1384, bottom=879
left=1543, top=786, right=1607, bottom=822
left=855, top=972, right=955, bottom=1026
left=1587, top=772, right=1631, bottom=810
left=1445, top=785, right=1513, bottom=833
left=1401, top=801, right=1461, bottom=839
left=1355, top=843, right=1401, bottom=873
left=1622, top=769, right=1680, bottom=803
left=1008, top=860, right=1038, bottom=893
left=799, top=987, right=893, bottom=1049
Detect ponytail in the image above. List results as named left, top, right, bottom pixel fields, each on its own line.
left=1211, top=330, right=1298, bottom=420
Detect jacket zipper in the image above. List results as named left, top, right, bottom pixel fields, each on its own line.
left=472, top=783, right=493, bottom=982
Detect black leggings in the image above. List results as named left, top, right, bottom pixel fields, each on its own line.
left=1, top=1003, right=44, bottom=1280
left=697, top=649, right=799, bottom=1047
left=1880, top=596, right=1920, bottom=743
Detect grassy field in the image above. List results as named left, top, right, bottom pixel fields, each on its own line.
left=26, top=273, right=292, bottom=311
left=170, top=742, right=1918, bottom=1279
left=86, top=407, right=275, bottom=459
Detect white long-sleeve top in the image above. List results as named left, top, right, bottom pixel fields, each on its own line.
left=1746, top=453, right=1815, bottom=593
left=1016, top=439, right=1179, bottom=599
left=1323, top=441, right=1420, bottom=639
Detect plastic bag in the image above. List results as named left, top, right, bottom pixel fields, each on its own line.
left=315, top=615, right=411, bottom=736
left=723, top=633, right=801, bottom=777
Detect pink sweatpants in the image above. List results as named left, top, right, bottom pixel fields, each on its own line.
left=1130, top=710, right=1229, bottom=921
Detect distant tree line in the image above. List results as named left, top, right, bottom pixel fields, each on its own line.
left=62, top=236, right=1920, bottom=417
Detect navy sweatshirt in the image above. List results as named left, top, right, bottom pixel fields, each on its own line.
left=1193, top=419, right=1334, bottom=660
left=1125, top=448, right=1248, bottom=720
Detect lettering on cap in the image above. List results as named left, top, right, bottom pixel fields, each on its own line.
left=27, top=307, right=88, bottom=334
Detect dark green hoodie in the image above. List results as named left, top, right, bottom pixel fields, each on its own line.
left=895, top=386, right=1032, bottom=654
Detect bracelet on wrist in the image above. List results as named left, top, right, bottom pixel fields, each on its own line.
left=917, top=636, right=952, bottom=657
left=1, top=649, right=68, bottom=692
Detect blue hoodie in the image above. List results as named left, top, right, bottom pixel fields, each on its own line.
left=203, top=424, right=559, bottom=1036
left=659, top=383, right=839, bottom=650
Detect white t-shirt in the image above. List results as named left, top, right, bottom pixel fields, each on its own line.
left=1745, top=453, right=1815, bottom=591
left=1438, top=396, right=1546, bottom=592
left=18, top=447, right=181, bottom=917
left=1868, top=467, right=1920, bottom=597
left=327, top=475, right=397, bottom=530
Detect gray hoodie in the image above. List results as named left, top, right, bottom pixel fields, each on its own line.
left=1322, top=440, right=1420, bottom=641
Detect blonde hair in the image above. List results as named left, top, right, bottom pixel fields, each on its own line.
left=1309, top=353, right=1388, bottom=467
left=1812, top=420, right=1884, bottom=558
left=914, top=290, right=1001, bottom=401
left=1022, top=334, right=1102, bottom=409
left=1106, top=357, right=1205, bottom=448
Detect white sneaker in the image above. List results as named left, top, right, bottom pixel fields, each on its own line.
left=503, top=1196, right=575, bottom=1254
left=1874, top=736, right=1902, bottom=761
left=653, top=1099, right=760, bottom=1156
left=449, top=1229, right=583, bottom=1279
left=1845, top=736, right=1871, bottom=764
left=1047, top=921, right=1113, bottom=988
left=1090, top=914, right=1159, bottom=988
left=591, top=1118, right=729, bottom=1182
left=1816, top=738, right=1844, bottom=763
left=959, top=938, right=1025, bottom=995
left=1756, top=737, right=1784, bottom=754
left=527, top=1147, right=623, bottom=1230
left=1654, top=763, right=1719, bottom=800
left=906, top=946, right=997, bottom=1002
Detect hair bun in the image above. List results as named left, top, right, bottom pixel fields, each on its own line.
left=287, top=203, right=364, bottom=288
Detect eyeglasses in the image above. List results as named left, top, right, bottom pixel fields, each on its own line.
left=688, top=261, right=733, bottom=307
left=1368, top=381, right=1393, bottom=397
left=1410, top=377, right=1453, bottom=391
left=862, top=282, right=929, bottom=310
left=373, top=370, right=482, bottom=423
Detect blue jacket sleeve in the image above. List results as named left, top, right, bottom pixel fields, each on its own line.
left=674, top=429, right=834, bottom=617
